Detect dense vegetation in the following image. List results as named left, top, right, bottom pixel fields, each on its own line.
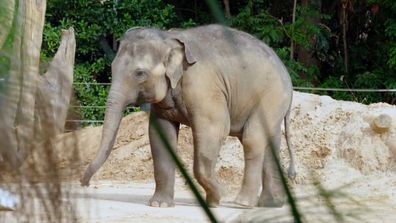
left=42, top=0, right=396, bottom=122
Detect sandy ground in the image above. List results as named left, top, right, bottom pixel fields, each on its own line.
left=2, top=179, right=396, bottom=223
left=2, top=91, right=396, bottom=222
left=2, top=181, right=248, bottom=223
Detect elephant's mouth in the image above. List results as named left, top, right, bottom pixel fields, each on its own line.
left=135, top=97, right=144, bottom=107
left=137, top=92, right=156, bottom=105
left=133, top=92, right=145, bottom=106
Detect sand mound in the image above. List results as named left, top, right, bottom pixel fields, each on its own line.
left=289, top=93, right=396, bottom=180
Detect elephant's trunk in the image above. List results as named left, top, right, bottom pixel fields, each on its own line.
left=81, top=85, right=131, bottom=186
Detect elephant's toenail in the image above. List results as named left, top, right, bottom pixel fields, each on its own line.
left=151, top=201, right=159, bottom=207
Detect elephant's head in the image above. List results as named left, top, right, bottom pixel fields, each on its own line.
left=81, top=28, right=196, bottom=186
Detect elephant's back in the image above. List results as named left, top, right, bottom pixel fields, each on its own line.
left=181, top=25, right=291, bottom=82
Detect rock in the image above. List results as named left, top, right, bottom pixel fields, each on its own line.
left=371, top=114, right=392, bottom=134
left=0, top=188, right=18, bottom=211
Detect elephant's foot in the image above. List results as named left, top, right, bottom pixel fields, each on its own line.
left=234, top=193, right=258, bottom=208
left=80, top=173, right=91, bottom=187
left=149, top=192, right=174, bottom=208
left=80, top=178, right=90, bottom=187
left=258, top=189, right=285, bottom=208
left=205, top=186, right=223, bottom=207
left=197, top=177, right=223, bottom=207
left=206, top=194, right=220, bottom=207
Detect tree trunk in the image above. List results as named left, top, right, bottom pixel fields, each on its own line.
left=0, top=0, right=76, bottom=169
left=341, top=0, right=349, bottom=73
left=0, top=0, right=46, bottom=167
left=35, top=28, right=76, bottom=141
left=14, top=0, right=46, bottom=160
left=296, top=0, right=322, bottom=82
left=290, top=0, right=297, bottom=60
left=223, top=0, right=231, bottom=18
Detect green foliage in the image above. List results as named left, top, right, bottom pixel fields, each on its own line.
left=230, top=0, right=395, bottom=104
left=42, top=23, right=61, bottom=57
left=384, top=16, right=396, bottom=69
left=0, top=0, right=18, bottom=81
left=43, top=0, right=179, bottom=122
left=73, top=60, right=109, bottom=122
left=45, top=0, right=177, bottom=61
left=231, top=1, right=285, bottom=47
left=180, top=19, right=198, bottom=28
left=319, top=76, right=355, bottom=101
left=276, top=48, right=313, bottom=87
left=287, top=6, right=322, bottom=50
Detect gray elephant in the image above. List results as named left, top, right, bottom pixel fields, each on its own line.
left=81, top=24, right=296, bottom=208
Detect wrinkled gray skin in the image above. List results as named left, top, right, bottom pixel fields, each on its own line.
left=81, top=24, right=296, bottom=208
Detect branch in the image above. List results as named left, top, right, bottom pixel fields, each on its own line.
left=223, top=0, right=231, bottom=18
left=290, top=0, right=297, bottom=60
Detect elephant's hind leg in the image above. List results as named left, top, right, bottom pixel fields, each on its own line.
left=258, top=127, right=286, bottom=207
left=235, top=114, right=265, bottom=207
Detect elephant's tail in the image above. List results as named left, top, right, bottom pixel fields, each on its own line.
left=284, top=102, right=297, bottom=179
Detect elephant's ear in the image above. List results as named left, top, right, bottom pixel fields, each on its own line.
left=165, top=37, right=197, bottom=89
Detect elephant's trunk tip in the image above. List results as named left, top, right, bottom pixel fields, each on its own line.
left=287, top=165, right=297, bottom=180
left=80, top=167, right=93, bottom=187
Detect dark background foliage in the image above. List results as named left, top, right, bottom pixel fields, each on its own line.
left=42, top=0, right=396, bottom=122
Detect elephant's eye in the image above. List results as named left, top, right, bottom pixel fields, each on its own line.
left=134, top=69, right=148, bottom=81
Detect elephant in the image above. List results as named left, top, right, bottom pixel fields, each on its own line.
left=81, top=24, right=296, bottom=208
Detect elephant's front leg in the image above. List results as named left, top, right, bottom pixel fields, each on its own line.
left=148, top=112, right=180, bottom=208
